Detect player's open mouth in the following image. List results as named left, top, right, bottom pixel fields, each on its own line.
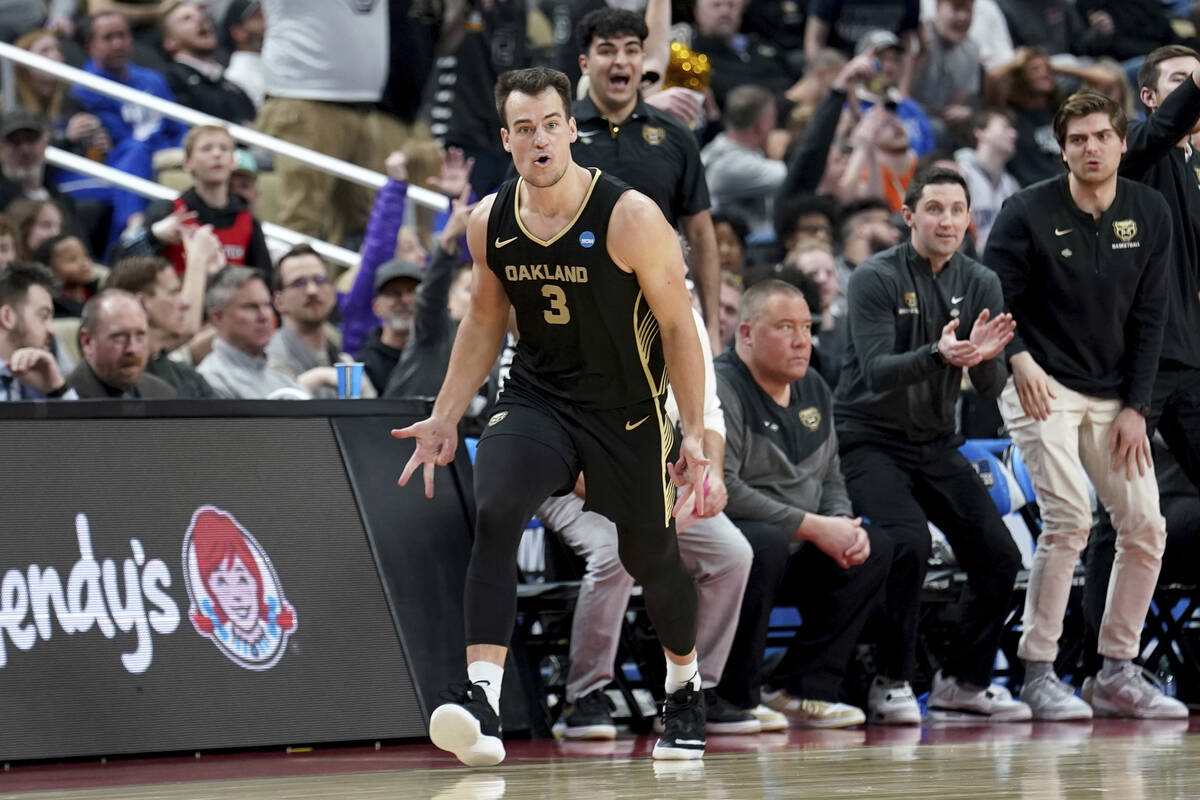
left=534, top=155, right=551, bottom=166
left=610, top=75, right=630, bottom=89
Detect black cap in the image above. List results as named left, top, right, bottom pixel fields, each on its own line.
left=374, top=259, right=425, bottom=293
left=0, top=109, right=49, bottom=140
left=223, top=0, right=262, bottom=34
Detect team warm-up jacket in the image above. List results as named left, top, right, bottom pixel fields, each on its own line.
left=983, top=174, right=1170, bottom=409
left=833, top=241, right=1008, bottom=442
left=1119, top=75, right=1200, bottom=370
left=716, top=349, right=853, bottom=537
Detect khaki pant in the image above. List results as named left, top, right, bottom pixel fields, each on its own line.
left=1000, top=375, right=1166, bottom=662
left=255, top=98, right=431, bottom=245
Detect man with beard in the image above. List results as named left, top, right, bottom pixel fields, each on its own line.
left=0, top=111, right=79, bottom=236
left=836, top=197, right=901, bottom=296
left=69, top=290, right=176, bottom=399
left=267, top=244, right=373, bottom=398
left=105, top=252, right=217, bottom=398
left=161, top=1, right=258, bottom=124
left=356, top=258, right=422, bottom=393
left=0, top=260, right=75, bottom=400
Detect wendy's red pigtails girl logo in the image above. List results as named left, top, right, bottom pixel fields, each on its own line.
left=182, top=506, right=297, bottom=670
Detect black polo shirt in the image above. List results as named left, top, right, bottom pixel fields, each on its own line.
left=570, top=94, right=710, bottom=227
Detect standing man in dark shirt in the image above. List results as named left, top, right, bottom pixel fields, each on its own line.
left=836, top=167, right=1029, bottom=724
left=394, top=67, right=711, bottom=766
left=984, top=91, right=1184, bottom=721
left=1120, top=46, right=1200, bottom=495
left=571, top=8, right=722, bottom=349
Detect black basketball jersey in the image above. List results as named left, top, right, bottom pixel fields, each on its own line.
left=485, top=167, right=668, bottom=410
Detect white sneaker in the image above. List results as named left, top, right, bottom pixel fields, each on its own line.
left=749, top=703, right=789, bottom=732
left=1089, top=664, right=1189, bottom=719
left=1019, top=672, right=1092, bottom=721
left=763, top=689, right=865, bottom=728
left=868, top=676, right=922, bottom=725
left=928, top=671, right=1032, bottom=722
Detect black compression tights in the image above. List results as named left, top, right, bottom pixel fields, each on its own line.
left=465, top=436, right=699, bottom=656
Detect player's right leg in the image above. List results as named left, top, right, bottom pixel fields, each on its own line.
left=430, top=418, right=576, bottom=767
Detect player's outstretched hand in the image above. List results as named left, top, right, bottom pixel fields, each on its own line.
left=667, top=434, right=710, bottom=518
left=391, top=417, right=458, bottom=499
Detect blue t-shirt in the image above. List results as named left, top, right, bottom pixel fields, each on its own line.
left=856, top=96, right=936, bottom=157
left=72, top=61, right=187, bottom=152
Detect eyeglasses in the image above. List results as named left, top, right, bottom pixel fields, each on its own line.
left=283, top=274, right=331, bottom=291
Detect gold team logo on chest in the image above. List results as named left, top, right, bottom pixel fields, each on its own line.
left=798, top=406, right=821, bottom=431
left=903, top=292, right=918, bottom=308
left=1112, top=219, right=1138, bottom=242
left=642, top=125, right=666, bottom=146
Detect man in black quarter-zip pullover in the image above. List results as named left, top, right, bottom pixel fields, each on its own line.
left=984, top=91, right=1185, bottom=722
left=835, top=167, right=1030, bottom=725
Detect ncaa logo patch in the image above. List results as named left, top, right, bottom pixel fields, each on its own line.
left=579, top=230, right=595, bottom=248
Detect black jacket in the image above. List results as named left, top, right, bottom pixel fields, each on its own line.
left=356, top=328, right=404, bottom=395
left=983, top=174, right=1170, bottom=408
left=834, top=241, right=1007, bottom=442
left=165, top=60, right=257, bottom=124
left=1119, top=75, right=1200, bottom=370
left=384, top=243, right=460, bottom=399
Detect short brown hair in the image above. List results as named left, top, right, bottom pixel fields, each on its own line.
left=274, top=243, right=327, bottom=290
left=106, top=255, right=174, bottom=295
left=1137, top=45, right=1200, bottom=98
left=1053, top=90, right=1127, bottom=148
left=183, top=124, right=234, bottom=157
left=494, top=67, right=572, bottom=129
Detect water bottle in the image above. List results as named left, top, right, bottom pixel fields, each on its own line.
left=1156, top=656, right=1177, bottom=698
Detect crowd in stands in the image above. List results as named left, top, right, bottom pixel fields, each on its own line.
left=2, top=0, right=1200, bottom=736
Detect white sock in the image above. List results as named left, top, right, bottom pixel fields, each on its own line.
left=664, top=654, right=701, bottom=694
left=467, top=660, right=504, bottom=715
left=1101, top=657, right=1131, bottom=679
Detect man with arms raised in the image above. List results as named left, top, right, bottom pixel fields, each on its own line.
left=394, top=67, right=710, bottom=766
left=985, top=91, right=1184, bottom=720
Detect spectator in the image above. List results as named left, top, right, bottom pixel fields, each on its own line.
left=851, top=30, right=937, bottom=158
left=86, top=0, right=177, bottom=74
left=984, top=47, right=1063, bottom=186
left=12, top=29, right=112, bottom=160
left=356, top=258, right=421, bottom=393
left=689, top=0, right=801, bottom=111
left=550, top=307, right=761, bottom=738
left=711, top=210, right=748, bottom=278
left=1074, top=0, right=1184, bottom=64
left=806, top=0, right=920, bottom=92
left=160, top=0, right=257, bottom=124
left=267, top=244, right=373, bottom=399
left=69, top=289, right=176, bottom=398
left=124, top=125, right=272, bottom=281
left=0, top=111, right=77, bottom=218
left=8, top=197, right=64, bottom=258
left=954, top=109, right=1019, bottom=251
left=701, top=86, right=787, bottom=243
left=572, top=8, right=722, bottom=348
left=919, top=0, right=1012, bottom=69
left=31, top=233, right=97, bottom=317
left=786, top=241, right=846, bottom=387
left=0, top=216, right=17, bottom=269
left=995, top=0, right=1109, bottom=58
left=0, top=260, right=73, bottom=400
left=911, top=0, right=982, bottom=132
left=197, top=266, right=310, bottom=399
left=717, top=272, right=741, bottom=352
left=229, top=149, right=259, bottom=211
left=835, top=168, right=1029, bottom=723
left=0, top=0, right=73, bottom=42
left=105, top=253, right=217, bottom=398
left=774, top=193, right=838, bottom=257
left=256, top=0, right=397, bottom=244
left=835, top=196, right=901, bottom=294
left=714, top=279, right=895, bottom=727
left=72, top=12, right=187, bottom=239
left=839, top=105, right=919, bottom=210
left=221, top=0, right=266, bottom=109
left=384, top=187, right=473, bottom=400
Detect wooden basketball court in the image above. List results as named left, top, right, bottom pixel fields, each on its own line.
left=1, top=719, right=1195, bottom=799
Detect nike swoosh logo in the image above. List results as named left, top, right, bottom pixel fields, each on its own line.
left=495, top=236, right=519, bottom=248
left=1055, top=228, right=1072, bottom=236
left=625, top=416, right=650, bottom=431
left=951, top=295, right=964, bottom=304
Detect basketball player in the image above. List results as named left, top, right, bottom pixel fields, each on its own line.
left=393, top=67, right=711, bottom=766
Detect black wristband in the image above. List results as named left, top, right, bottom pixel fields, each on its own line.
left=928, top=341, right=943, bottom=365
left=45, top=383, right=70, bottom=398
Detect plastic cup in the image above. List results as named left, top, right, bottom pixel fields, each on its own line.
left=336, top=362, right=364, bottom=399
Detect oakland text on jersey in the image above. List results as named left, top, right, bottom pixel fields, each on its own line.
left=503, top=264, right=590, bottom=283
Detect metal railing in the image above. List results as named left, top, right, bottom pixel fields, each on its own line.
left=46, top=146, right=362, bottom=269
left=0, top=41, right=449, bottom=214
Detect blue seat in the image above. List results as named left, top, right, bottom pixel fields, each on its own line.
left=959, top=439, right=1026, bottom=516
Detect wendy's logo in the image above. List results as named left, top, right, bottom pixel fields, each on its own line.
left=183, top=507, right=297, bottom=671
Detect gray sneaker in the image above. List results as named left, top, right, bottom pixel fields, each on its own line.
left=1020, top=673, right=1093, bottom=721
left=1089, top=664, right=1189, bottom=719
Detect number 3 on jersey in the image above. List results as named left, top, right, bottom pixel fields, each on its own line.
left=541, top=284, right=571, bottom=325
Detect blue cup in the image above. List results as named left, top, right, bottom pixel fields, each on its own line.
left=336, top=362, right=364, bottom=399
